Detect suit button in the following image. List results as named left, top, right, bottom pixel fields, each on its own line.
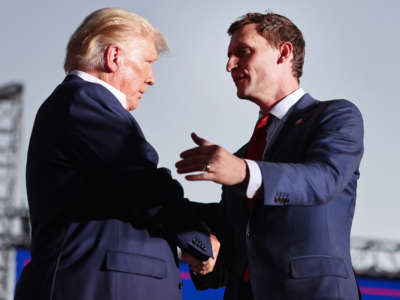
left=247, top=232, right=256, bottom=240
left=178, top=281, right=183, bottom=290
left=275, top=196, right=289, bottom=203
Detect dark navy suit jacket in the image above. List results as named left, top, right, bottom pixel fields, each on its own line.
left=14, top=75, right=211, bottom=300
left=194, top=94, right=364, bottom=300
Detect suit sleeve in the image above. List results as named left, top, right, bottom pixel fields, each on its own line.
left=190, top=196, right=232, bottom=289
left=258, top=100, right=364, bottom=206
left=63, top=94, right=213, bottom=259
left=64, top=98, right=178, bottom=217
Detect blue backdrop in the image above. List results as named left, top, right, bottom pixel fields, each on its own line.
left=15, top=249, right=400, bottom=299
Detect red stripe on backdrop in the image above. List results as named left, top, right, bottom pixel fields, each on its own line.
left=180, top=272, right=191, bottom=280
left=361, top=287, right=400, bottom=297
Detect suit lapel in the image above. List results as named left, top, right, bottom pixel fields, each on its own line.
left=234, top=143, right=249, bottom=159
left=63, top=75, right=159, bottom=165
left=65, top=74, right=130, bottom=119
left=263, top=93, right=318, bottom=159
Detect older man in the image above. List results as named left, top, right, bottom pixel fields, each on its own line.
left=177, top=12, right=363, bottom=300
left=15, top=8, right=214, bottom=300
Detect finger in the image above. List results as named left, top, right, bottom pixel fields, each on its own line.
left=200, top=260, right=209, bottom=267
left=176, top=155, right=209, bottom=168
left=185, top=173, right=214, bottom=181
left=180, top=145, right=215, bottom=159
left=177, top=164, right=208, bottom=174
left=191, top=132, right=213, bottom=147
left=199, top=265, right=213, bottom=275
left=199, top=269, right=209, bottom=275
left=191, top=265, right=203, bottom=273
left=179, top=146, right=204, bottom=159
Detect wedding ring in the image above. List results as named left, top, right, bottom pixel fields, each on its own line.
left=205, top=163, right=211, bottom=172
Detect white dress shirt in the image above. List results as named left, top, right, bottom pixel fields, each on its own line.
left=245, top=88, right=306, bottom=198
left=69, top=70, right=127, bottom=110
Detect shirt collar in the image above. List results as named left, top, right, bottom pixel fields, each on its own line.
left=70, top=70, right=127, bottom=110
left=260, top=88, right=305, bottom=120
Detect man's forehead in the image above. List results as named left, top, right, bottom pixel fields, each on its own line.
left=228, top=24, right=266, bottom=50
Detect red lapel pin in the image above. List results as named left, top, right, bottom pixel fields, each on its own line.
left=295, top=118, right=304, bottom=126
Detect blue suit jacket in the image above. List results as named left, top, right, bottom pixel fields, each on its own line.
left=14, top=75, right=212, bottom=300
left=194, top=94, right=363, bottom=300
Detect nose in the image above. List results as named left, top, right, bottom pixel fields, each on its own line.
left=226, top=56, right=238, bottom=72
left=146, top=67, right=155, bottom=86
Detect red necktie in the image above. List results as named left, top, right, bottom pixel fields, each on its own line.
left=245, top=113, right=270, bottom=210
left=242, top=113, right=270, bottom=282
left=246, top=114, right=270, bottom=160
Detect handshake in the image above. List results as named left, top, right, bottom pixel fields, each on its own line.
left=181, top=231, right=221, bottom=275
left=174, top=132, right=246, bottom=276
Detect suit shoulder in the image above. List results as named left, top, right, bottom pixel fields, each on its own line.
left=315, top=99, right=364, bottom=136
left=60, top=78, right=108, bottom=104
left=320, top=99, right=362, bottom=116
left=59, top=79, right=131, bottom=123
left=304, top=98, right=363, bottom=125
left=40, top=77, right=99, bottom=111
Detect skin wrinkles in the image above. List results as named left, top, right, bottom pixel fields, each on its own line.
left=90, top=35, right=158, bottom=111
left=117, top=36, right=158, bottom=110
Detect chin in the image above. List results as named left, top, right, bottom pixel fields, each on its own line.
left=129, top=104, right=139, bottom=111
left=236, top=84, right=252, bottom=98
left=127, top=98, right=140, bottom=111
left=236, top=89, right=247, bottom=99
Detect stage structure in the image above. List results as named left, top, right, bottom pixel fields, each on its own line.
left=352, top=236, right=400, bottom=279
left=0, top=83, right=29, bottom=300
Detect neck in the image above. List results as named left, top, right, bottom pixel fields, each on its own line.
left=257, top=79, right=299, bottom=114
left=82, top=70, right=112, bottom=85
left=82, top=69, right=122, bottom=94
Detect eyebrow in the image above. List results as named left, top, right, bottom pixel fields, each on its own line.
left=227, top=43, right=251, bottom=57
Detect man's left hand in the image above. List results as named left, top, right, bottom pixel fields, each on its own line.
left=175, top=133, right=247, bottom=186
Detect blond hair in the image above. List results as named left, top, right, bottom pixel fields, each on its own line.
left=64, top=8, right=168, bottom=73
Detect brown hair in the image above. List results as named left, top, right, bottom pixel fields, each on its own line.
left=64, top=8, right=168, bottom=73
left=228, top=12, right=305, bottom=80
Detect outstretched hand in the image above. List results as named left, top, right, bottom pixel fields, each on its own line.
left=182, top=233, right=220, bottom=275
left=175, top=133, right=248, bottom=186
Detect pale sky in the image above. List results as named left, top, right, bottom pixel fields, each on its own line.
left=1, top=0, right=399, bottom=240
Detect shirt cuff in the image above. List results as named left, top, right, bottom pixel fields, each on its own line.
left=177, top=246, right=183, bottom=260
left=244, top=159, right=262, bottom=198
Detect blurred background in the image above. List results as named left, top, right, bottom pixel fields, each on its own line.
left=1, top=0, right=399, bottom=299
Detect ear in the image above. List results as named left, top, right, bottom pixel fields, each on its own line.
left=277, top=42, right=293, bottom=64
left=104, top=45, right=122, bottom=72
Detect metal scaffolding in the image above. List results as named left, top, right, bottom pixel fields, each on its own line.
left=352, top=236, right=400, bottom=279
left=0, top=83, right=29, bottom=300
